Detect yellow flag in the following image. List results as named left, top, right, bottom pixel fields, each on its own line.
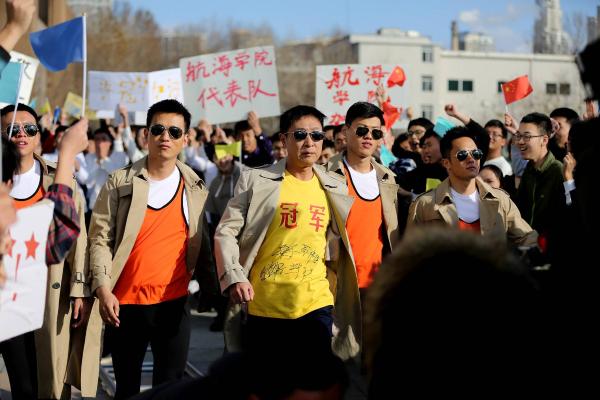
left=214, top=141, right=242, bottom=160
left=63, top=92, right=83, bottom=118
left=39, top=98, right=51, bottom=115
left=425, top=178, right=442, bottom=192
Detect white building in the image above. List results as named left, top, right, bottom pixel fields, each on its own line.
left=325, top=29, right=585, bottom=124
left=533, top=0, right=570, bottom=54
left=459, top=32, right=495, bottom=53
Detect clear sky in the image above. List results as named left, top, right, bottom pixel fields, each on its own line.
left=123, top=0, right=598, bottom=52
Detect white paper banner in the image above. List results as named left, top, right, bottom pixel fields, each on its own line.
left=316, top=64, right=409, bottom=126
left=88, top=71, right=149, bottom=111
left=180, top=46, right=280, bottom=125
left=148, top=68, right=183, bottom=104
left=0, top=200, right=54, bottom=342
left=88, top=68, right=184, bottom=112
left=9, top=51, right=39, bottom=105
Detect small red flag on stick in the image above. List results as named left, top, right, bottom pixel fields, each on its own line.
left=382, top=98, right=402, bottom=130
left=501, top=75, right=533, bottom=104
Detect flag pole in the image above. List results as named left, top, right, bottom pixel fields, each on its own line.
left=80, top=13, right=87, bottom=119
left=8, top=64, right=25, bottom=140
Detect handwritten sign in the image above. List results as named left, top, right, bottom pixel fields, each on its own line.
left=88, top=68, right=183, bottom=112
left=0, top=52, right=40, bottom=106
left=88, top=71, right=149, bottom=111
left=0, top=200, right=54, bottom=342
left=180, top=46, right=280, bottom=125
left=9, top=51, right=39, bottom=105
left=316, top=64, right=409, bottom=126
left=148, top=68, right=183, bottom=104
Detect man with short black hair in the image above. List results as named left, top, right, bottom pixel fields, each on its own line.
left=1, top=103, right=95, bottom=399
left=408, top=126, right=536, bottom=247
left=327, top=102, right=409, bottom=291
left=549, top=107, right=580, bottom=161
left=483, top=119, right=513, bottom=176
left=235, top=111, right=273, bottom=167
left=332, top=124, right=347, bottom=154
left=406, top=118, right=434, bottom=153
left=89, top=99, right=212, bottom=399
left=514, top=112, right=566, bottom=265
left=215, top=105, right=360, bottom=361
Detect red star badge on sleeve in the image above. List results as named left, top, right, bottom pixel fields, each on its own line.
left=25, top=233, right=40, bottom=260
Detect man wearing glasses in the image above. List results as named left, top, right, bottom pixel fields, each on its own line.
left=327, top=102, right=409, bottom=292
left=514, top=113, right=566, bottom=267
left=214, top=105, right=361, bottom=361
left=89, top=99, right=212, bottom=399
left=408, top=126, right=537, bottom=247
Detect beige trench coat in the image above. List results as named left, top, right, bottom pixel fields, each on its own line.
left=214, top=160, right=362, bottom=360
left=29, top=155, right=99, bottom=399
left=88, top=157, right=209, bottom=291
left=407, top=177, right=538, bottom=247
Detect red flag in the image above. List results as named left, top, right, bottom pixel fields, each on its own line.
left=387, top=66, right=406, bottom=88
left=502, top=75, right=533, bottom=104
left=382, top=99, right=401, bottom=130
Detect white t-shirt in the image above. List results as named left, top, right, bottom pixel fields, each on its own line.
left=10, top=159, right=42, bottom=199
left=147, top=167, right=189, bottom=224
left=450, top=187, right=480, bottom=224
left=344, top=159, right=379, bottom=200
left=484, top=156, right=513, bottom=177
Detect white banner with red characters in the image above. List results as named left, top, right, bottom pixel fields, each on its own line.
left=0, top=200, right=53, bottom=342
left=88, top=68, right=183, bottom=112
left=180, top=46, right=280, bottom=125
left=316, top=64, right=409, bottom=126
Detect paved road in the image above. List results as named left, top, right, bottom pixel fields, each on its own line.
left=0, top=310, right=224, bottom=399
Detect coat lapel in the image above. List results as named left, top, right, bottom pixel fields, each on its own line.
left=476, top=179, right=499, bottom=235
left=373, top=162, right=399, bottom=243
left=433, top=180, right=457, bottom=226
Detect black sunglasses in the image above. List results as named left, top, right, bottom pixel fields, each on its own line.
left=288, top=129, right=325, bottom=142
left=355, top=126, right=384, bottom=140
left=455, top=148, right=483, bottom=161
left=149, top=124, right=184, bottom=139
left=6, top=123, right=39, bottom=137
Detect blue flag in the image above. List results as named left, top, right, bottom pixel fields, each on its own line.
left=29, top=17, right=84, bottom=72
left=0, top=62, right=21, bottom=103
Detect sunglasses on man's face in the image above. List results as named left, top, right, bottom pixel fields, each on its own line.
left=355, top=126, right=384, bottom=140
left=6, top=123, right=39, bottom=137
left=288, top=129, right=325, bottom=142
left=455, top=148, right=483, bottom=162
left=149, top=124, right=184, bottom=139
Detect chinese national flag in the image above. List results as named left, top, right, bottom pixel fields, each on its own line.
left=382, top=98, right=401, bottom=130
left=502, top=75, right=533, bottom=104
left=387, top=66, right=406, bottom=88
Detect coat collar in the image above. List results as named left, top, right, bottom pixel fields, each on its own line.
left=126, top=156, right=204, bottom=188
left=328, top=151, right=395, bottom=183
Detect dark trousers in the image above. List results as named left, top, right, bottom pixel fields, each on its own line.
left=243, top=305, right=334, bottom=352
left=0, top=331, right=38, bottom=400
left=107, top=296, right=190, bottom=400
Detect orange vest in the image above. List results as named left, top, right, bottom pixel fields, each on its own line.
left=113, top=178, right=190, bottom=305
left=13, top=176, right=45, bottom=210
left=458, top=219, right=481, bottom=233
left=344, top=165, right=384, bottom=289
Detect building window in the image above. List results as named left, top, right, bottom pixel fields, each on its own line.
left=497, top=81, right=506, bottom=93
left=421, top=105, right=433, bottom=120
left=422, top=47, right=433, bottom=63
left=559, top=83, right=571, bottom=95
left=546, top=83, right=557, bottom=94
left=422, top=75, right=433, bottom=92
left=448, top=80, right=459, bottom=92
left=462, top=80, right=473, bottom=92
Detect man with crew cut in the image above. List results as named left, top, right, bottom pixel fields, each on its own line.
left=89, top=99, right=213, bottom=399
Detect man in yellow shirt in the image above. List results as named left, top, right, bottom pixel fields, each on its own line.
left=215, top=106, right=360, bottom=359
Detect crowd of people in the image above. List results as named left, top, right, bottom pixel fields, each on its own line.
left=1, top=0, right=600, bottom=399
